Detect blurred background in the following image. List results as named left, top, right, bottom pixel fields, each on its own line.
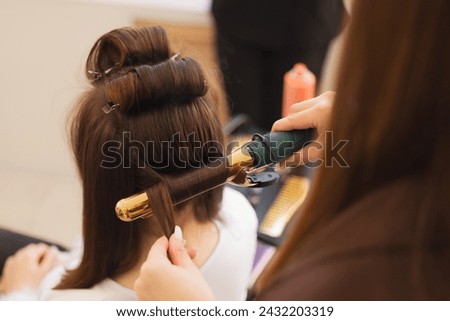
left=0, top=0, right=344, bottom=247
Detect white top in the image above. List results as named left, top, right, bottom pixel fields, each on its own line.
left=2, top=187, right=257, bottom=301
left=199, top=186, right=258, bottom=300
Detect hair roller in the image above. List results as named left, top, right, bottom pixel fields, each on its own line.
left=101, top=57, right=208, bottom=114
left=86, top=26, right=172, bottom=84
left=133, top=58, right=207, bottom=102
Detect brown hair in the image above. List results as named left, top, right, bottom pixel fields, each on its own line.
left=57, top=26, right=224, bottom=289
left=259, top=0, right=450, bottom=298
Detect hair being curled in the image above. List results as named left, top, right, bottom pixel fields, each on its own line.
left=57, top=26, right=225, bottom=289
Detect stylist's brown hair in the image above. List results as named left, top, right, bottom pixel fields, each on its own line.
left=258, top=0, right=450, bottom=298
left=56, top=26, right=224, bottom=289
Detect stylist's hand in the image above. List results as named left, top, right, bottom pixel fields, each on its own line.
left=272, top=91, right=335, bottom=166
left=0, top=243, right=59, bottom=293
left=134, top=228, right=214, bottom=301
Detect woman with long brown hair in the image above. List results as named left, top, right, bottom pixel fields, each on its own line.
left=134, top=0, right=450, bottom=300
left=1, top=26, right=258, bottom=300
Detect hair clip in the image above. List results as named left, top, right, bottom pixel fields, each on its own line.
left=104, top=62, right=120, bottom=75
left=103, top=101, right=119, bottom=114
left=87, top=70, right=103, bottom=81
left=170, top=53, right=180, bottom=61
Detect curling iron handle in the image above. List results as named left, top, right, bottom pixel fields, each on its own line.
left=247, top=129, right=314, bottom=168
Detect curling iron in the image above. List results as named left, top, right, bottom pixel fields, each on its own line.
left=115, top=129, right=313, bottom=222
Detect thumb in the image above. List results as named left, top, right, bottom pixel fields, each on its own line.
left=146, top=236, right=170, bottom=262
left=168, top=226, right=194, bottom=267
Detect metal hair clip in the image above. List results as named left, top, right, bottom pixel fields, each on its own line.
left=104, top=62, right=120, bottom=75
left=103, top=101, right=119, bottom=114
left=88, top=62, right=120, bottom=82
left=87, top=70, right=103, bottom=81
left=170, top=53, right=180, bottom=61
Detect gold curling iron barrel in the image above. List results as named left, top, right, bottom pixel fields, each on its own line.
left=115, top=129, right=313, bottom=222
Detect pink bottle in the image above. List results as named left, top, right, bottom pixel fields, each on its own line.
left=282, top=63, right=316, bottom=117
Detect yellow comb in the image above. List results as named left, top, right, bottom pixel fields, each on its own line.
left=258, top=176, right=309, bottom=238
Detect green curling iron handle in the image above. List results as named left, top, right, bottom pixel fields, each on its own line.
left=247, top=129, right=314, bottom=168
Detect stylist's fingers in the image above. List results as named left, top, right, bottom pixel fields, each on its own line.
left=273, top=92, right=335, bottom=166
left=279, top=135, right=326, bottom=167
left=135, top=236, right=170, bottom=299
left=288, top=94, right=328, bottom=114
left=168, top=227, right=195, bottom=268
left=146, top=236, right=169, bottom=262
left=272, top=106, right=319, bottom=132
left=272, top=91, right=334, bottom=132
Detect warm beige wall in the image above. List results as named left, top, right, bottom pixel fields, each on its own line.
left=1, top=1, right=138, bottom=174
left=0, top=0, right=134, bottom=245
